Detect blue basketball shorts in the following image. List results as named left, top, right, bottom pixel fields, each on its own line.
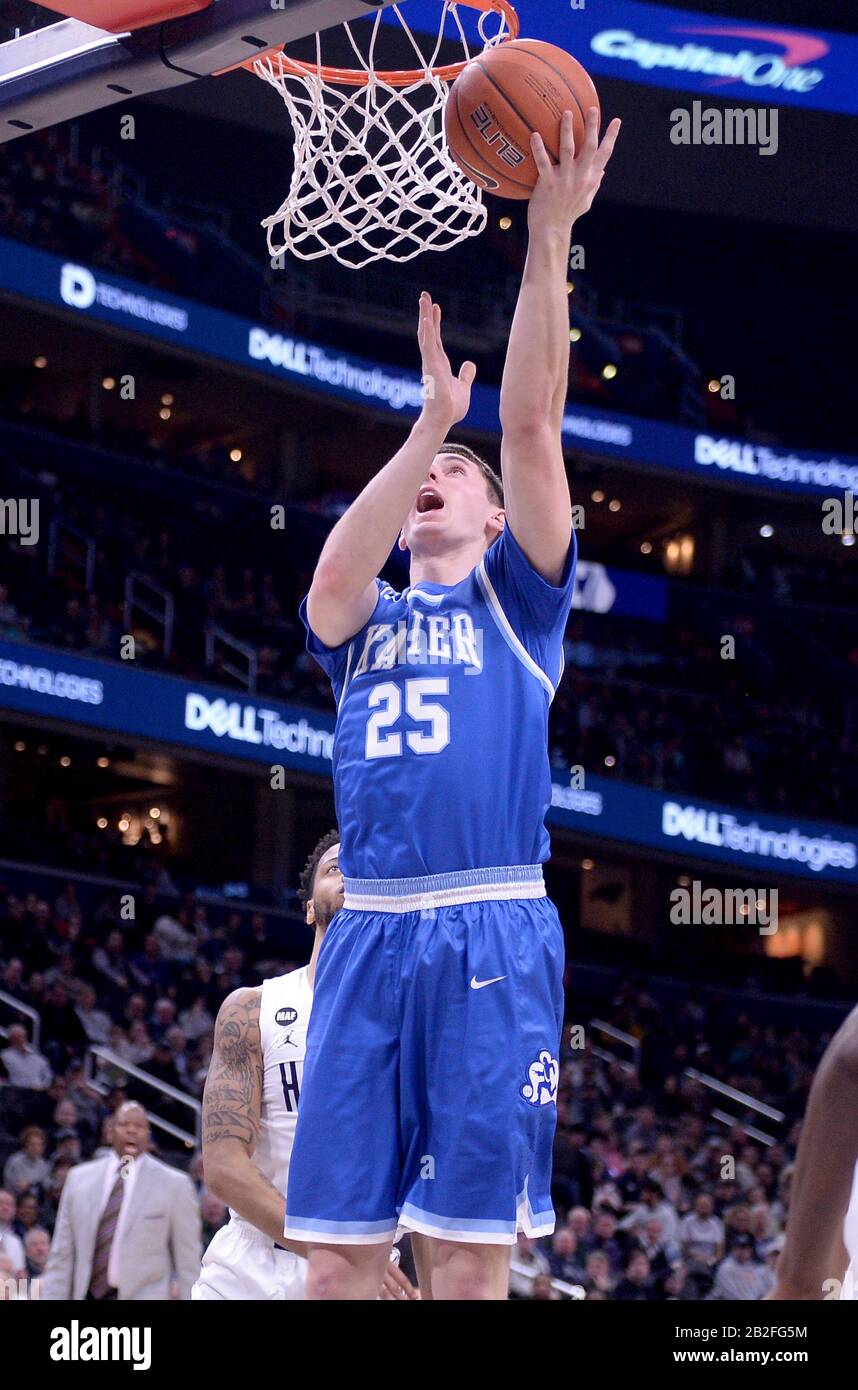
left=283, top=865, right=565, bottom=1247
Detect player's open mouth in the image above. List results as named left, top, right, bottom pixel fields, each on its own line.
left=416, top=487, right=444, bottom=514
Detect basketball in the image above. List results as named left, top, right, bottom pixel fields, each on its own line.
left=445, top=38, right=601, bottom=200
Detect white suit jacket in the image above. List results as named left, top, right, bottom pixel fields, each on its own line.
left=42, top=1152, right=201, bottom=1301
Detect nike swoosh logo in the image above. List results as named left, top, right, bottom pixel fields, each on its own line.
left=470, top=975, right=507, bottom=990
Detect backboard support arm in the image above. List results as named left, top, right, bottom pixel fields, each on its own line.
left=0, top=0, right=395, bottom=143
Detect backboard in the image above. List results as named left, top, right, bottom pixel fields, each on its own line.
left=0, top=0, right=398, bottom=143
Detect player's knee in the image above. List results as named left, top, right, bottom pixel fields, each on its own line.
left=305, top=1266, right=343, bottom=1300
left=437, top=1266, right=500, bottom=1300
left=431, top=1245, right=508, bottom=1301
left=305, top=1249, right=384, bottom=1300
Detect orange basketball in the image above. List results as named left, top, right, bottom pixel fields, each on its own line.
left=445, top=38, right=600, bottom=201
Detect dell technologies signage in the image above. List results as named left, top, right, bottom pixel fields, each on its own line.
left=550, top=773, right=858, bottom=887
left=1, top=236, right=856, bottom=500
left=0, top=641, right=855, bottom=888
left=0, top=641, right=333, bottom=775
left=59, top=263, right=188, bottom=334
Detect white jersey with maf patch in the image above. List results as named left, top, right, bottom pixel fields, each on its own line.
left=226, top=966, right=313, bottom=1222
left=194, top=967, right=314, bottom=1299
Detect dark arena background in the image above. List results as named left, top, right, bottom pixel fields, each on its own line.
left=1, top=0, right=857, bottom=1356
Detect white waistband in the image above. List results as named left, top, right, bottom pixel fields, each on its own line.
left=342, top=864, right=546, bottom=913
left=229, top=1214, right=278, bottom=1248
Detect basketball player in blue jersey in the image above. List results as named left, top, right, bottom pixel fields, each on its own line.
left=284, top=107, right=622, bottom=1300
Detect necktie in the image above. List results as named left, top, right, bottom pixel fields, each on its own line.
left=88, top=1167, right=126, bottom=1298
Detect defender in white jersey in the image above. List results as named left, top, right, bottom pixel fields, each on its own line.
left=193, top=832, right=416, bottom=1300
left=769, top=1002, right=858, bottom=1300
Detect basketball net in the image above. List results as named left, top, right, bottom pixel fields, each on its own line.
left=249, top=1, right=518, bottom=269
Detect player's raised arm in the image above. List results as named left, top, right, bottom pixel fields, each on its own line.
left=202, top=987, right=305, bottom=1254
left=769, top=1003, right=858, bottom=1299
left=499, top=108, right=621, bottom=585
left=306, top=293, right=476, bottom=648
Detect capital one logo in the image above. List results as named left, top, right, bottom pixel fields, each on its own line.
left=591, top=24, right=829, bottom=95
left=60, top=263, right=97, bottom=310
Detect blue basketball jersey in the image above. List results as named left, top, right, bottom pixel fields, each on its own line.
left=300, top=525, right=577, bottom=879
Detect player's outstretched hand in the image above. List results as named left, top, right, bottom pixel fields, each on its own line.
left=528, top=108, right=622, bottom=234
left=380, top=1262, right=421, bottom=1300
left=418, top=291, right=477, bottom=430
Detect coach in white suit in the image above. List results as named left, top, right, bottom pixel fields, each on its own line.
left=42, top=1101, right=201, bottom=1301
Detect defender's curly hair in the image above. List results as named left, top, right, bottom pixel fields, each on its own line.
left=298, top=828, right=340, bottom=910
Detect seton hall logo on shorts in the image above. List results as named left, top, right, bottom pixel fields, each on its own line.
left=275, top=1007, right=298, bottom=1027
left=520, top=1050, right=559, bottom=1107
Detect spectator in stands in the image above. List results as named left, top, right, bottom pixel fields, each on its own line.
left=679, top=1191, right=725, bottom=1270
left=147, top=1039, right=183, bottom=1092
left=0, top=1189, right=25, bottom=1275
left=52, top=1131, right=82, bottom=1167
left=24, top=1226, right=51, bottom=1283
left=708, top=1233, right=775, bottom=1300
left=14, top=1191, right=40, bottom=1238
left=0, top=1023, right=52, bottom=1089
left=43, top=947, right=86, bottom=996
left=177, top=994, right=214, bottom=1042
left=620, top=1178, right=681, bottom=1244
left=3, top=1125, right=51, bottom=1196
left=92, top=929, right=132, bottom=997
left=1, top=956, right=26, bottom=1000
left=150, top=998, right=177, bottom=1041
left=663, top=1262, right=697, bottom=1300
left=617, top=1145, right=652, bottom=1206
left=54, top=882, right=81, bottom=922
left=509, top=1234, right=551, bottom=1299
left=118, top=1021, right=154, bottom=1067
left=724, top=1202, right=754, bottom=1249
left=614, top=1250, right=655, bottom=1300
left=239, top=912, right=280, bottom=974
left=635, top=1215, right=680, bottom=1280
left=129, top=934, right=173, bottom=995
left=165, top=1025, right=192, bottom=1090
left=38, top=1158, right=74, bottom=1235
left=583, top=1249, right=614, bottom=1295
left=750, top=1204, right=780, bottom=1260
left=552, top=1119, right=594, bottom=1211
left=589, top=1209, right=626, bottom=1272
left=40, top=983, right=89, bottom=1068
left=75, top=983, right=112, bottom=1045
left=547, top=1227, right=587, bottom=1284
left=153, top=906, right=196, bottom=962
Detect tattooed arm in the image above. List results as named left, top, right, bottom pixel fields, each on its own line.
left=202, top=987, right=306, bottom=1255
left=201, top=987, right=419, bottom=1298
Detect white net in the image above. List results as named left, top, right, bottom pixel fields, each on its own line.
left=252, top=2, right=513, bottom=269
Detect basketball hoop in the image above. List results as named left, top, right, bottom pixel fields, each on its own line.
left=238, top=1, right=520, bottom=268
